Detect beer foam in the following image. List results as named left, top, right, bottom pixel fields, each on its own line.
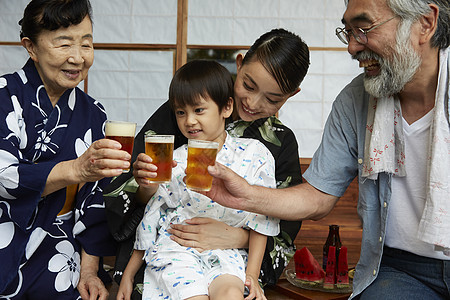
left=105, top=121, right=136, bottom=137
left=188, top=139, right=219, bottom=149
left=145, top=135, right=175, bottom=143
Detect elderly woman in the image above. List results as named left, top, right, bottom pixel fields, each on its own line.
left=0, top=0, right=130, bottom=299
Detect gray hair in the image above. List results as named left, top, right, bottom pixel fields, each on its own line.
left=344, top=0, right=450, bottom=49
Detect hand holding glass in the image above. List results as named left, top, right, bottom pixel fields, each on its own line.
left=144, top=134, right=175, bottom=183
left=186, top=139, right=219, bottom=191
left=104, top=120, right=136, bottom=172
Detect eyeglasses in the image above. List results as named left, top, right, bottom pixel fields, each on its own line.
left=335, top=16, right=396, bottom=45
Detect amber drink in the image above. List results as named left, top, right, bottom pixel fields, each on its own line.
left=186, top=139, right=219, bottom=191
left=105, top=120, right=136, bottom=172
left=145, top=134, right=175, bottom=183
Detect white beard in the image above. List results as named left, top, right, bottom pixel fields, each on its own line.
left=360, top=21, right=422, bottom=98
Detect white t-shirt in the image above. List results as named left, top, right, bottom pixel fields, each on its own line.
left=385, top=108, right=448, bottom=260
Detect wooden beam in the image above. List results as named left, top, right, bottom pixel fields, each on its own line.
left=0, top=41, right=349, bottom=53
left=93, top=43, right=175, bottom=50
left=300, top=157, right=312, bottom=165
left=176, top=0, right=188, bottom=70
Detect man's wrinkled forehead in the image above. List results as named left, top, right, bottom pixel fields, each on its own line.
left=342, top=0, right=390, bottom=25
left=341, top=13, right=372, bottom=26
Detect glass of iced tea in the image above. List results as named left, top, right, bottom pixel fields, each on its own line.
left=186, top=139, right=219, bottom=192
left=104, top=120, right=136, bottom=173
left=144, top=134, right=175, bottom=183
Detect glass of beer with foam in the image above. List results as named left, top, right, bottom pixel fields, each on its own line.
left=105, top=120, right=136, bottom=172
left=186, top=139, right=219, bottom=191
left=144, top=134, right=175, bottom=183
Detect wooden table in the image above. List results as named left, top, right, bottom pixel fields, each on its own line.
left=267, top=279, right=351, bottom=300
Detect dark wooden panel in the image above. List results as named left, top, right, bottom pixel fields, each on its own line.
left=274, top=161, right=362, bottom=298
left=295, top=161, right=361, bottom=268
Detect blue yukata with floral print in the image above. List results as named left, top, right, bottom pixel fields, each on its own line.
left=0, top=59, right=116, bottom=298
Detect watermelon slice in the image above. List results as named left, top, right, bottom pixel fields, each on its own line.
left=336, top=246, right=350, bottom=288
left=323, top=246, right=336, bottom=289
left=294, top=247, right=325, bottom=285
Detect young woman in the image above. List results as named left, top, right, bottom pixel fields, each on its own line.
left=104, top=28, right=310, bottom=297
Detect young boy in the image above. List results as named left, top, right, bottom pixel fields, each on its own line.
left=117, top=60, right=279, bottom=300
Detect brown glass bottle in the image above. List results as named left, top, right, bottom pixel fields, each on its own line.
left=323, top=224, right=342, bottom=270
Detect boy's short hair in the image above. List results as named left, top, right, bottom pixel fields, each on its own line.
left=169, top=60, right=234, bottom=112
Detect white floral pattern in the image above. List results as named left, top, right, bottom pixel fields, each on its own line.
left=34, top=130, right=56, bottom=153
left=25, top=227, right=48, bottom=259
left=0, top=211, right=14, bottom=249
left=0, top=150, right=19, bottom=200
left=48, top=240, right=80, bottom=292
left=0, top=59, right=111, bottom=295
left=31, top=105, right=68, bottom=162
left=0, top=77, right=7, bottom=88
left=5, top=95, right=27, bottom=149
left=68, top=89, right=76, bottom=111
left=75, top=129, right=92, bottom=158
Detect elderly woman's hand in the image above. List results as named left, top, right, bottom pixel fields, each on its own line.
left=74, top=138, right=131, bottom=183
left=77, top=249, right=109, bottom=300
left=78, top=271, right=109, bottom=300
left=42, top=139, right=131, bottom=197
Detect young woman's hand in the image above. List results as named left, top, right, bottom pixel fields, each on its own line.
left=244, top=274, right=266, bottom=300
left=167, top=217, right=249, bottom=252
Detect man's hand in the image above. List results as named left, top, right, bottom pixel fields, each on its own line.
left=207, top=163, right=339, bottom=221
left=205, top=162, right=251, bottom=210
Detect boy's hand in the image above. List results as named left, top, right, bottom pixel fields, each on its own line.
left=244, top=274, right=267, bottom=300
left=133, top=153, right=177, bottom=186
left=133, top=153, right=178, bottom=204
left=116, top=276, right=134, bottom=300
left=133, top=153, right=158, bottom=186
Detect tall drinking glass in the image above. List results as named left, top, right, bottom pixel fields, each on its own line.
left=144, top=134, right=175, bottom=183
left=105, top=120, right=136, bottom=173
left=186, top=139, right=219, bottom=191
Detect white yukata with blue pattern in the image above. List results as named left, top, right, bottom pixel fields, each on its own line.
left=135, top=133, right=279, bottom=299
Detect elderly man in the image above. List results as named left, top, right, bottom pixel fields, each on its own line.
left=205, top=0, right=450, bottom=298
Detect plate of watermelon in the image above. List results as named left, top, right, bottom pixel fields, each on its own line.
left=286, top=246, right=352, bottom=293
